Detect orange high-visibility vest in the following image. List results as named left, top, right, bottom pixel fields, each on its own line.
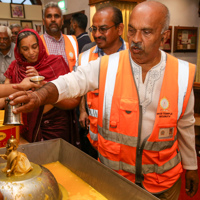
left=41, top=34, right=78, bottom=72
left=79, top=43, right=129, bottom=149
left=79, top=45, right=99, bottom=149
left=98, top=49, right=196, bottom=193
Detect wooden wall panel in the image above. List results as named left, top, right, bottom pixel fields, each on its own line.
left=89, top=0, right=145, bottom=5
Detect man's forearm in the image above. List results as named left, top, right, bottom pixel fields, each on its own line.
left=79, top=96, right=86, bottom=113
left=79, top=95, right=89, bottom=128
left=9, top=82, right=60, bottom=114
left=55, top=97, right=81, bottom=110
left=36, top=82, right=59, bottom=105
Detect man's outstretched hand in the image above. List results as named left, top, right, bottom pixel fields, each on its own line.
left=9, top=82, right=59, bottom=114
left=9, top=90, right=41, bottom=113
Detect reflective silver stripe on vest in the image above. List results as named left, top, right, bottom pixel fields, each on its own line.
left=102, top=53, right=120, bottom=130
left=144, top=135, right=177, bottom=151
left=98, top=125, right=138, bottom=147
left=67, top=35, right=78, bottom=61
left=99, top=153, right=136, bottom=173
left=178, top=59, right=189, bottom=120
left=89, top=126, right=98, bottom=141
left=142, top=151, right=181, bottom=174
left=99, top=150, right=181, bottom=174
left=80, top=48, right=90, bottom=66
left=88, top=108, right=98, bottom=118
left=98, top=125, right=177, bottom=150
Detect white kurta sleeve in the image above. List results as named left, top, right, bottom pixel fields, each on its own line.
left=51, top=58, right=101, bottom=102
left=177, top=89, right=198, bottom=170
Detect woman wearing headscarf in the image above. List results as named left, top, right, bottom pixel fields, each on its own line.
left=4, top=29, right=80, bottom=147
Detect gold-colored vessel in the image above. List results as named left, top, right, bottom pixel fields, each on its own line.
left=0, top=138, right=159, bottom=200
left=0, top=136, right=62, bottom=200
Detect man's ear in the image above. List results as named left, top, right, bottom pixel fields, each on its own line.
left=118, top=23, right=124, bottom=36
left=73, top=21, right=78, bottom=29
left=160, top=30, right=170, bottom=46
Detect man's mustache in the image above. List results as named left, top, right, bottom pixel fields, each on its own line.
left=49, top=22, right=58, bottom=27
left=130, top=42, right=143, bottom=50
left=94, top=36, right=106, bottom=41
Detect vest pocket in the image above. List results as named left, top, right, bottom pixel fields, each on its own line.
left=120, top=99, right=138, bottom=111
left=87, top=90, right=99, bottom=109
left=119, top=99, right=139, bottom=135
left=89, top=117, right=98, bottom=133
left=91, top=90, right=99, bottom=96
left=155, top=144, right=180, bottom=183
left=158, top=144, right=176, bottom=161
left=98, top=138, right=121, bottom=163
left=98, top=136, right=121, bottom=152
left=99, top=139, right=120, bottom=154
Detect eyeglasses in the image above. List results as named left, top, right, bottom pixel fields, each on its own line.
left=12, top=31, right=19, bottom=36
left=0, top=37, right=9, bottom=42
left=89, top=24, right=119, bottom=34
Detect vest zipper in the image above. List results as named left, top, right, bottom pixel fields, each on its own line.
left=135, top=104, right=143, bottom=184
left=135, top=105, right=151, bottom=185
left=128, top=52, right=144, bottom=184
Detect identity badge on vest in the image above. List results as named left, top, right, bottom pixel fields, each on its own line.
left=159, top=127, right=174, bottom=139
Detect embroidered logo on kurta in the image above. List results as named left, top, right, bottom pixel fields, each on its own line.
left=69, top=52, right=74, bottom=58
left=160, top=97, right=169, bottom=110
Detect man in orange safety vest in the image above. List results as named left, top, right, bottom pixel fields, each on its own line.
left=9, top=1, right=199, bottom=200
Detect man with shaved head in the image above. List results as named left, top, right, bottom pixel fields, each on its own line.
left=9, top=1, right=199, bottom=199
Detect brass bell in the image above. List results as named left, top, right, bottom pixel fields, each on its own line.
left=3, top=97, right=23, bottom=125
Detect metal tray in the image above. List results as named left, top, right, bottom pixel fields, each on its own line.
left=0, top=139, right=158, bottom=200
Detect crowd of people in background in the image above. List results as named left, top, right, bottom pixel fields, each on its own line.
left=0, top=1, right=199, bottom=200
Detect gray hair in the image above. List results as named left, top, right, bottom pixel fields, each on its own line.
left=17, top=31, right=38, bottom=47
left=0, top=26, right=12, bottom=39
left=9, top=24, right=22, bottom=31
left=161, top=6, right=170, bottom=34
left=43, top=2, right=63, bottom=19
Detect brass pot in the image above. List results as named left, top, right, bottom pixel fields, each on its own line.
left=0, top=163, right=62, bottom=200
